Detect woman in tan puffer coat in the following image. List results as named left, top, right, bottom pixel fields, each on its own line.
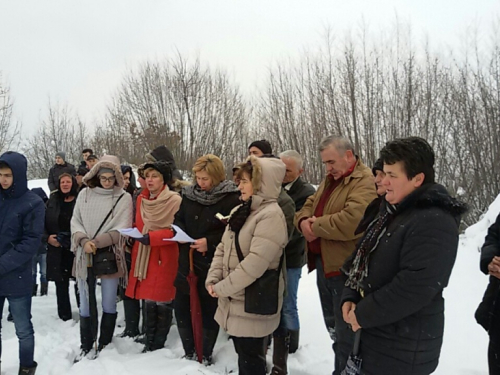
left=206, top=156, right=288, bottom=375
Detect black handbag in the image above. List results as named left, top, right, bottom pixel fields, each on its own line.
left=90, top=194, right=124, bottom=276
left=234, top=233, right=284, bottom=315
left=475, top=276, right=500, bottom=332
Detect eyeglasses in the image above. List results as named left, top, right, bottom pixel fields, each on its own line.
left=99, top=176, right=116, bottom=183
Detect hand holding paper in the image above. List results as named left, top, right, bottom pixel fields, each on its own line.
left=118, top=228, right=144, bottom=239
left=163, top=224, right=195, bottom=243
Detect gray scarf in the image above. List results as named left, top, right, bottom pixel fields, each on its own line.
left=182, top=179, right=239, bottom=205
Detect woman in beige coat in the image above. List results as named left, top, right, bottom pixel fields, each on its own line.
left=206, top=156, right=288, bottom=375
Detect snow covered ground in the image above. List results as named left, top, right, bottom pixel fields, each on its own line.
left=2, top=180, right=494, bottom=374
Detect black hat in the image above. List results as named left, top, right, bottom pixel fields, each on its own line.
left=372, top=158, right=384, bottom=176
left=248, top=140, right=272, bottom=155
left=143, top=161, right=173, bottom=185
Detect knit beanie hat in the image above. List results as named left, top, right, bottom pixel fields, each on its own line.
left=248, top=140, right=272, bottom=155
left=97, top=167, right=115, bottom=176
left=372, top=158, right=384, bottom=176
left=56, top=151, right=66, bottom=161
left=143, top=161, right=173, bottom=185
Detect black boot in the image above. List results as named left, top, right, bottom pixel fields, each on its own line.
left=178, top=327, right=196, bottom=359
left=18, top=360, right=37, bottom=375
left=74, top=282, right=81, bottom=308
left=202, top=329, right=219, bottom=365
left=271, top=335, right=289, bottom=375
left=152, top=304, right=173, bottom=350
left=143, top=302, right=158, bottom=352
left=75, top=317, right=95, bottom=362
left=288, top=329, right=299, bottom=354
left=32, top=284, right=38, bottom=297
left=120, top=298, right=141, bottom=338
left=97, top=312, right=118, bottom=351
left=40, top=282, right=48, bottom=296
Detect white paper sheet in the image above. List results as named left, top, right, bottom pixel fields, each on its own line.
left=118, top=227, right=144, bottom=239
left=163, top=224, right=196, bottom=243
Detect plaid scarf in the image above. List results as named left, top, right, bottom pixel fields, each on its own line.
left=345, top=202, right=397, bottom=292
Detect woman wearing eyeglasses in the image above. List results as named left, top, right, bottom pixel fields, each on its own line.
left=71, top=155, right=132, bottom=360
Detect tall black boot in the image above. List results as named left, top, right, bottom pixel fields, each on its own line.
left=97, top=312, right=118, bottom=351
left=202, top=329, right=219, bottom=365
left=271, top=335, right=289, bottom=375
left=152, top=304, right=173, bottom=350
left=32, top=284, right=38, bottom=297
left=120, top=298, right=141, bottom=338
left=288, top=329, right=300, bottom=354
left=40, top=282, right=48, bottom=296
left=18, top=360, right=37, bottom=375
left=143, top=302, right=158, bottom=352
left=75, top=316, right=94, bottom=362
left=177, top=327, right=196, bottom=359
left=74, top=282, right=81, bottom=308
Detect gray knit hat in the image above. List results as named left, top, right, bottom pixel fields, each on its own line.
left=56, top=151, right=66, bottom=161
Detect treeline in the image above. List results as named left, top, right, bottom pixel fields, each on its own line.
left=1, top=23, right=499, bottom=226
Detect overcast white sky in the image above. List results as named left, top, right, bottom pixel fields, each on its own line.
left=1, top=0, right=499, bottom=134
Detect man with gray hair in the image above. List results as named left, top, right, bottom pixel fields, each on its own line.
left=295, top=136, right=376, bottom=375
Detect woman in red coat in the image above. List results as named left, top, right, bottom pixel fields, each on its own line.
left=126, top=161, right=182, bottom=352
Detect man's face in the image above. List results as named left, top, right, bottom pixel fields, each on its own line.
left=86, top=159, right=97, bottom=169
left=248, top=147, right=264, bottom=157
left=382, top=161, right=423, bottom=204
left=55, top=156, right=64, bottom=165
left=0, top=167, right=13, bottom=190
left=280, top=157, right=302, bottom=184
left=82, top=152, right=91, bottom=161
left=320, top=145, right=352, bottom=180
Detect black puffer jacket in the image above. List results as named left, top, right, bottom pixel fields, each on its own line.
left=284, top=178, right=315, bottom=268
left=342, top=183, right=467, bottom=375
left=480, top=212, right=500, bottom=341
left=174, top=182, right=241, bottom=294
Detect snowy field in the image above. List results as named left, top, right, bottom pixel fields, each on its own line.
left=1, top=180, right=494, bottom=374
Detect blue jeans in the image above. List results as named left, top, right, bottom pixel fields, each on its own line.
left=282, top=267, right=302, bottom=331
left=0, top=294, right=35, bottom=367
left=32, top=253, right=47, bottom=284
left=315, top=256, right=354, bottom=375
left=78, top=278, right=119, bottom=317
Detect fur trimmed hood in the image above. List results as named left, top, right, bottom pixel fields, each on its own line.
left=83, top=155, right=125, bottom=188
left=247, top=156, right=285, bottom=201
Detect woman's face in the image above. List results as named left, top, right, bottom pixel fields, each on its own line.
left=145, top=170, right=164, bottom=194
left=374, top=170, right=387, bottom=196
left=123, top=171, right=130, bottom=190
left=99, top=172, right=116, bottom=190
left=238, top=172, right=253, bottom=201
left=196, top=170, right=213, bottom=191
left=382, top=161, right=423, bottom=204
left=60, top=176, right=73, bottom=194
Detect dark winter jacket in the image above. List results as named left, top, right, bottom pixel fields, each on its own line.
left=479, top=212, right=500, bottom=341
left=341, top=183, right=467, bottom=375
left=48, top=162, right=76, bottom=192
left=278, top=188, right=295, bottom=243
left=283, top=178, right=315, bottom=268
left=174, top=183, right=241, bottom=294
left=147, top=145, right=183, bottom=181
left=0, top=152, right=45, bottom=296
left=44, top=186, right=77, bottom=282
left=32, top=188, right=49, bottom=256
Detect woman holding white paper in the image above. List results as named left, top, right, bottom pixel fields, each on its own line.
left=173, top=154, right=240, bottom=364
left=125, top=161, right=182, bottom=352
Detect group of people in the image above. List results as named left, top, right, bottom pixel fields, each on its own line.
left=2, top=134, right=497, bottom=375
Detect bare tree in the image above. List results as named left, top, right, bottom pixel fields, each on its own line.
left=0, top=75, right=21, bottom=153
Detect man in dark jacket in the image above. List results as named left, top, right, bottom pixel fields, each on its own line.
left=0, top=151, right=45, bottom=375
left=479, top=212, right=500, bottom=374
left=47, top=151, right=76, bottom=192
left=31, top=188, right=49, bottom=297
left=341, top=137, right=467, bottom=375
left=279, top=151, right=316, bottom=351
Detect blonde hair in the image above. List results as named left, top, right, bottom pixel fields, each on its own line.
left=144, top=167, right=163, bottom=182
left=192, top=154, right=225, bottom=187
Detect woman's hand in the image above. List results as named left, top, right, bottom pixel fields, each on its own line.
left=84, top=241, right=96, bottom=254
left=344, top=303, right=361, bottom=332
left=207, top=284, right=218, bottom=298
left=48, top=234, right=61, bottom=247
left=488, top=256, right=500, bottom=279
left=190, top=238, right=208, bottom=253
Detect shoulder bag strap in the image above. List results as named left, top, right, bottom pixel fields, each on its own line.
left=92, top=193, right=125, bottom=240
